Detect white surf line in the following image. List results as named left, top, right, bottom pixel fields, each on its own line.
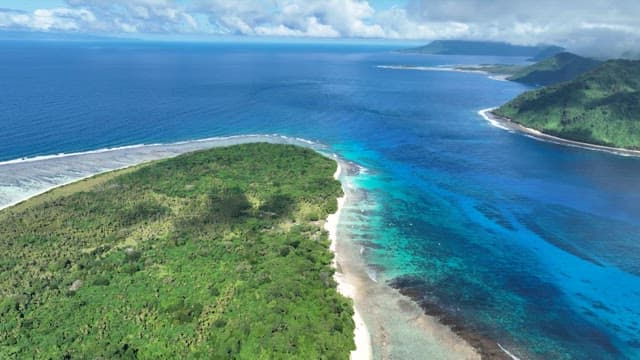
left=488, top=75, right=510, bottom=82
left=377, top=64, right=486, bottom=74
left=377, top=64, right=511, bottom=82
left=378, top=65, right=456, bottom=72
left=0, top=144, right=148, bottom=166
left=478, top=107, right=511, bottom=131
left=498, top=343, right=521, bottom=360
left=0, top=134, right=323, bottom=166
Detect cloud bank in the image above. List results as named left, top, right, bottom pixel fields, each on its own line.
left=0, top=0, right=638, bottom=57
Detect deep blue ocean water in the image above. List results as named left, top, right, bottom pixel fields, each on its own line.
left=2, top=41, right=640, bottom=359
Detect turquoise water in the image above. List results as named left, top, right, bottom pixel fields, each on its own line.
left=2, top=41, right=640, bottom=358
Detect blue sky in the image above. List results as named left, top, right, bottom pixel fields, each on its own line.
left=0, top=0, right=59, bottom=11
left=0, top=1, right=638, bottom=57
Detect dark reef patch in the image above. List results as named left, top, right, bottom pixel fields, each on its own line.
left=515, top=214, right=604, bottom=267
left=389, top=276, right=512, bottom=360
left=474, top=203, right=516, bottom=231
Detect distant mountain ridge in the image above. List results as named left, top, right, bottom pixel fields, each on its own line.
left=508, top=52, right=602, bottom=86
left=404, top=40, right=564, bottom=60
left=495, top=59, right=640, bottom=149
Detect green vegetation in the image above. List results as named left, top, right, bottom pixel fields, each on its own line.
left=508, top=52, right=601, bottom=86
left=403, top=40, right=563, bottom=59
left=0, top=143, right=354, bottom=359
left=496, top=60, right=640, bottom=149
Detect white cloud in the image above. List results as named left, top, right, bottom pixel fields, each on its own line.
left=254, top=18, right=341, bottom=38
left=0, top=0, right=638, bottom=57
left=64, top=0, right=198, bottom=33
left=403, top=0, right=640, bottom=56
left=0, top=0, right=198, bottom=33
left=371, top=6, right=470, bottom=40
left=193, top=0, right=388, bottom=38
left=0, top=7, right=97, bottom=32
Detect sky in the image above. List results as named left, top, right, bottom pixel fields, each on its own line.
left=0, top=0, right=638, bottom=57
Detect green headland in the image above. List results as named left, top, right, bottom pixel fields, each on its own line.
left=0, top=143, right=355, bottom=359
left=507, top=52, right=602, bottom=86
left=495, top=59, right=640, bottom=149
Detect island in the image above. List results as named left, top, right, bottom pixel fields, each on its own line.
left=402, top=40, right=564, bottom=60
left=0, top=143, right=356, bottom=358
left=492, top=59, right=640, bottom=151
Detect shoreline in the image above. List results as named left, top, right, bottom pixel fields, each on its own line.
left=327, top=161, right=484, bottom=360
left=0, top=134, right=320, bottom=166
left=0, top=135, right=325, bottom=212
left=325, top=160, right=373, bottom=360
left=479, top=108, right=640, bottom=157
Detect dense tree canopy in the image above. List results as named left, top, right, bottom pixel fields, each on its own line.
left=0, top=143, right=354, bottom=359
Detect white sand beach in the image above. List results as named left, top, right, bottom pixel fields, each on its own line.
left=325, top=161, right=373, bottom=360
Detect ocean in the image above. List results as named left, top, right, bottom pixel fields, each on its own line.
left=2, top=40, right=640, bottom=359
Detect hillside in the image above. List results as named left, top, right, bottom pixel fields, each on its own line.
left=496, top=60, right=640, bottom=149
left=0, top=143, right=355, bottom=358
left=403, top=40, right=563, bottom=59
left=508, top=52, right=602, bottom=86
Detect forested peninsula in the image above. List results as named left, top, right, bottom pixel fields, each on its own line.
left=495, top=59, right=640, bottom=149
left=0, top=143, right=355, bottom=359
